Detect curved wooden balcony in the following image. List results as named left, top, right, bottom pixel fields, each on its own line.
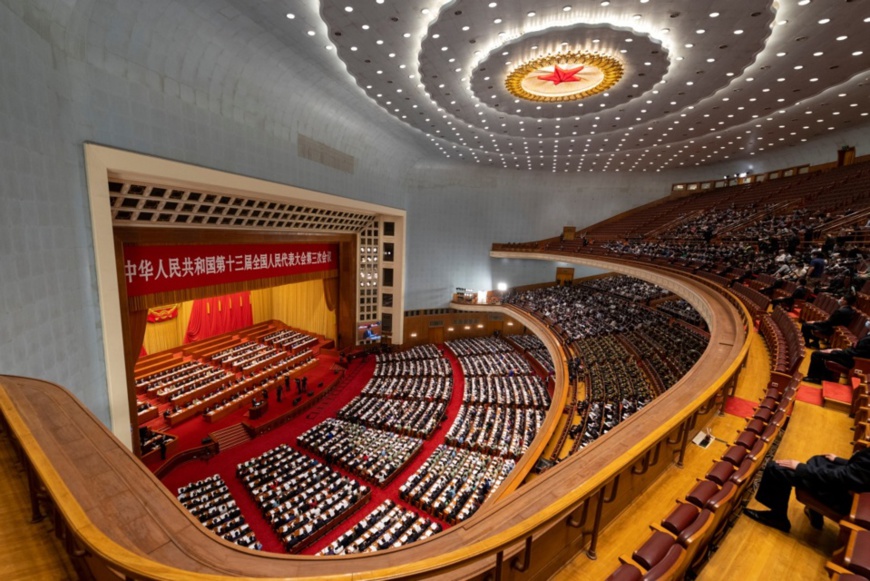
left=0, top=254, right=749, bottom=580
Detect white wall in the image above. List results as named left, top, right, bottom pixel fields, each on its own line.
left=2, top=0, right=855, bottom=426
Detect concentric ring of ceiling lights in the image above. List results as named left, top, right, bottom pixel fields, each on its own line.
left=505, top=52, right=624, bottom=103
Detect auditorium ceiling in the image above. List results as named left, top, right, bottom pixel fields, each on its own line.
left=232, top=0, right=870, bottom=173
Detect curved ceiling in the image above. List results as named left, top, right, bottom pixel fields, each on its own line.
left=204, top=1, right=867, bottom=173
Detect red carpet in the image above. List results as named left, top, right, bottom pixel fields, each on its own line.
left=822, top=380, right=853, bottom=405
left=796, top=384, right=824, bottom=406
left=158, top=346, right=473, bottom=555
left=303, top=346, right=465, bottom=554
left=159, top=356, right=376, bottom=553
left=722, top=396, right=756, bottom=419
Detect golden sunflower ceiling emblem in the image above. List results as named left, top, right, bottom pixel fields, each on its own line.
left=506, top=51, right=624, bottom=103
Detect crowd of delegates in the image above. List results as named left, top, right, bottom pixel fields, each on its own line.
left=376, top=344, right=442, bottom=363
left=297, top=418, right=423, bottom=485
left=443, top=338, right=549, bottom=460
left=168, top=350, right=312, bottom=424
left=464, top=376, right=550, bottom=408
left=337, top=395, right=447, bottom=439
left=140, top=429, right=174, bottom=456
left=657, top=298, right=706, bottom=328
left=360, top=376, right=453, bottom=401
left=372, top=357, right=452, bottom=378
left=144, top=361, right=229, bottom=399
left=318, top=500, right=441, bottom=555
left=663, top=203, right=776, bottom=241
left=164, top=367, right=233, bottom=403
left=262, top=328, right=317, bottom=351
left=136, top=360, right=205, bottom=392
left=509, top=334, right=556, bottom=374
left=237, top=444, right=368, bottom=552
left=568, top=336, right=655, bottom=451
left=399, top=445, right=514, bottom=524
left=502, top=276, right=708, bottom=462
left=505, top=285, right=656, bottom=341
left=600, top=235, right=865, bottom=298
left=176, top=475, right=261, bottom=550
left=582, top=274, right=671, bottom=303
left=445, top=405, right=546, bottom=459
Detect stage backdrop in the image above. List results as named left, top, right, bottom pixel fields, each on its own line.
left=142, top=279, right=337, bottom=354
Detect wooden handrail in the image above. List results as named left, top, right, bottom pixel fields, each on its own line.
left=0, top=254, right=749, bottom=581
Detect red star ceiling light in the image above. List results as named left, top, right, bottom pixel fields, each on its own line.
left=537, top=65, right=585, bottom=85
left=506, top=52, right=624, bottom=103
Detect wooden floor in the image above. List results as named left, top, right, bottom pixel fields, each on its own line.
left=550, top=331, right=850, bottom=581
left=0, top=427, right=78, bottom=580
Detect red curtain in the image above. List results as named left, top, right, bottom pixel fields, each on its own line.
left=184, top=291, right=253, bottom=344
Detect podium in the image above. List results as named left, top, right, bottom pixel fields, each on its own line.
left=249, top=400, right=269, bottom=420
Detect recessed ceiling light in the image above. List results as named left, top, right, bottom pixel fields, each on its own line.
left=345, top=6, right=353, bottom=12
left=421, top=8, right=429, bottom=14
left=563, top=5, right=573, bottom=11
left=776, top=52, right=787, bottom=57
left=709, top=12, right=719, bottom=17
left=493, top=18, right=502, bottom=23
left=488, top=1, right=497, bottom=6
left=527, top=11, right=536, bottom=17
left=307, top=30, right=315, bottom=36
left=837, top=36, right=848, bottom=41
left=798, top=0, right=811, bottom=5
left=696, top=29, right=705, bottom=34
left=286, top=13, right=295, bottom=19
left=362, top=24, right=370, bottom=30
left=854, top=51, right=865, bottom=56
left=734, top=29, right=743, bottom=34
left=819, top=18, right=830, bottom=24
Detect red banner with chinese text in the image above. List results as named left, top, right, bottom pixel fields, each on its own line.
left=124, top=243, right=339, bottom=297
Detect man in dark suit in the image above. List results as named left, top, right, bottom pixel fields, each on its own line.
left=744, top=447, right=870, bottom=532
left=801, top=294, right=857, bottom=348
left=804, top=326, right=870, bottom=384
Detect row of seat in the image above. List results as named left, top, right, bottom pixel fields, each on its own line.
left=605, top=375, right=799, bottom=579
left=758, top=306, right=806, bottom=376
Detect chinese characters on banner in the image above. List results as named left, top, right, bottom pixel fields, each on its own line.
left=123, top=243, right=339, bottom=297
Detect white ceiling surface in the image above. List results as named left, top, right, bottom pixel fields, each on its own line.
left=237, top=0, right=870, bottom=174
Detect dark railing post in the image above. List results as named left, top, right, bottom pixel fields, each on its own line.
left=25, top=459, right=44, bottom=523
left=567, top=497, right=591, bottom=529
left=494, top=549, right=504, bottom=581
left=511, top=535, right=533, bottom=572
left=676, top=413, right=697, bottom=468
left=587, top=475, right=620, bottom=560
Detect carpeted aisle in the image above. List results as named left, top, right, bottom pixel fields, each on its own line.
left=722, top=396, right=756, bottom=419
